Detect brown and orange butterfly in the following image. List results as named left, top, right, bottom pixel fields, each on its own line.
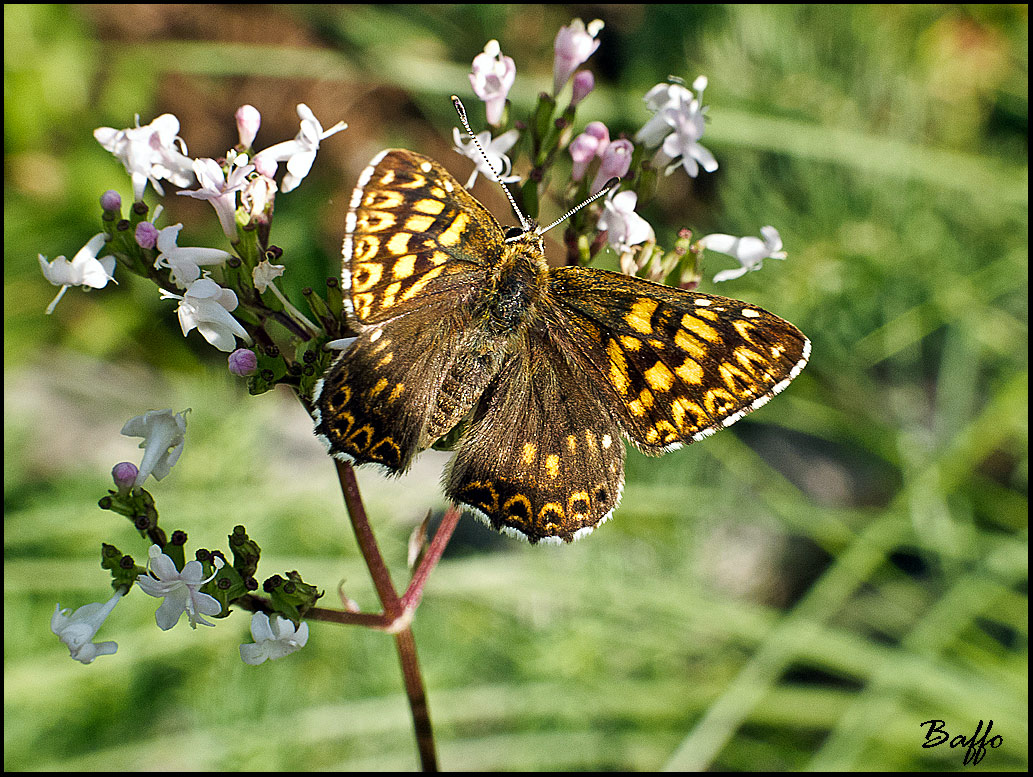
left=313, top=148, right=809, bottom=544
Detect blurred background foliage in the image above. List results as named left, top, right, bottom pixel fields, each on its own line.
left=4, top=4, right=1027, bottom=771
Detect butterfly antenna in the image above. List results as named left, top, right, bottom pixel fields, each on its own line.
left=451, top=95, right=531, bottom=231
left=537, top=177, right=620, bottom=236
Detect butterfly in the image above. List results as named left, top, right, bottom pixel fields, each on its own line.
left=312, top=148, right=809, bottom=544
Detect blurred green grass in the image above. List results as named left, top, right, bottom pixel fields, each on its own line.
left=4, top=4, right=1027, bottom=771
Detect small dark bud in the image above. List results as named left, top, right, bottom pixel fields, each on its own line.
left=170, top=530, right=188, bottom=546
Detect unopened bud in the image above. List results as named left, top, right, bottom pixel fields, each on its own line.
left=571, top=70, right=595, bottom=107
left=111, top=461, right=138, bottom=492
left=100, top=190, right=122, bottom=213
left=135, top=221, right=158, bottom=249
left=228, top=348, right=259, bottom=377
left=235, top=104, right=261, bottom=148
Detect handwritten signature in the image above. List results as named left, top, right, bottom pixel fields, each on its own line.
left=919, top=719, right=1003, bottom=766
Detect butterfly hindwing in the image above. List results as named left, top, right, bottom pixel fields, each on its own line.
left=445, top=332, right=625, bottom=544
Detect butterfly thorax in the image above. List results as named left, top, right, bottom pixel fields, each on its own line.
left=475, top=231, right=549, bottom=337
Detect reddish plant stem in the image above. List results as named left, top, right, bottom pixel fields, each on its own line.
left=401, top=506, right=461, bottom=612
left=334, top=459, right=401, bottom=614
left=332, top=458, right=440, bottom=771
left=395, top=627, right=438, bottom=772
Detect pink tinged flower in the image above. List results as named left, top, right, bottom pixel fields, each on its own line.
left=635, top=83, right=696, bottom=146
left=236, top=104, right=261, bottom=148
left=228, top=348, right=258, bottom=377
left=51, top=590, right=124, bottom=664
left=699, top=226, right=787, bottom=283
left=136, top=545, right=223, bottom=630
left=239, top=612, right=310, bottom=665
left=568, top=121, right=610, bottom=181
left=161, top=277, right=252, bottom=352
left=178, top=155, right=254, bottom=240
left=591, top=138, right=634, bottom=194
left=38, top=233, right=117, bottom=315
left=570, top=70, right=595, bottom=107
left=635, top=78, right=718, bottom=178
left=598, top=190, right=655, bottom=253
left=661, top=109, right=718, bottom=178
left=553, top=18, right=604, bottom=95
left=452, top=127, right=521, bottom=189
left=94, top=113, right=194, bottom=201
left=120, top=408, right=189, bottom=487
left=153, top=223, right=233, bottom=288
left=250, top=103, right=347, bottom=193
left=469, top=39, right=516, bottom=127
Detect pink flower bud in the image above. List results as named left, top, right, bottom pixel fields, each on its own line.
left=100, top=190, right=122, bottom=212
left=591, top=138, right=634, bottom=194
left=135, top=221, right=159, bottom=249
left=112, top=461, right=139, bottom=491
left=235, top=104, right=261, bottom=148
left=228, top=348, right=258, bottom=376
left=571, top=70, right=595, bottom=107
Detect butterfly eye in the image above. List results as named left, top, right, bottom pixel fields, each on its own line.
left=504, top=227, right=525, bottom=241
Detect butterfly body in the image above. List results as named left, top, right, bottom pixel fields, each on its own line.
left=313, top=149, right=809, bottom=544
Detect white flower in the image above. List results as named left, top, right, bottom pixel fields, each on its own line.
left=250, top=104, right=347, bottom=193
left=553, top=18, right=604, bottom=94
left=452, top=127, right=520, bottom=189
left=38, top=233, right=117, bottom=314
left=469, top=39, right=516, bottom=126
left=120, top=408, right=189, bottom=487
left=699, top=226, right=787, bottom=282
left=178, top=154, right=254, bottom=240
left=153, top=224, right=233, bottom=288
left=94, top=113, right=195, bottom=201
left=252, top=259, right=285, bottom=293
left=598, top=190, right=655, bottom=253
left=661, top=108, right=718, bottom=178
left=51, top=590, right=124, bottom=664
left=136, top=545, right=223, bottom=630
left=161, top=277, right=252, bottom=352
left=635, top=79, right=717, bottom=178
left=239, top=612, right=310, bottom=665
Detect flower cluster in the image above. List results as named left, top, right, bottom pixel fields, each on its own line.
left=450, top=19, right=788, bottom=286
left=44, top=104, right=344, bottom=667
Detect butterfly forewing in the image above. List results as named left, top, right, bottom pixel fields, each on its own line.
left=546, top=267, right=810, bottom=452
left=343, top=149, right=505, bottom=324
